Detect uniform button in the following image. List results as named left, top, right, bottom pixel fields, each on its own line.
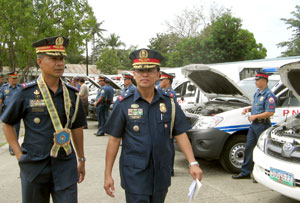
left=34, top=117, right=40, bottom=124
left=133, top=125, right=139, bottom=132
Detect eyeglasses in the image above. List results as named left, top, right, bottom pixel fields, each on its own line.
left=134, top=69, right=157, bottom=74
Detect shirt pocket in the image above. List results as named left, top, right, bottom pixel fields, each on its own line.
left=157, top=112, right=171, bottom=138
left=127, top=119, right=145, bottom=135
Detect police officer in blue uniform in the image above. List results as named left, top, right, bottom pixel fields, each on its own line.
left=1, top=36, right=86, bottom=203
left=103, top=49, right=203, bottom=203
left=232, top=71, right=276, bottom=179
left=94, top=75, right=107, bottom=136
left=122, top=71, right=136, bottom=94
left=0, top=71, right=22, bottom=155
left=104, top=78, right=114, bottom=120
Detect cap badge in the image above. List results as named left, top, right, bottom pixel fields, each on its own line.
left=55, top=37, right=64, bottom=46
left=160, top=103, right=167, bottom=113
left=133, top=125, right=139, bottom=132
left=139, top=49, right=148, bottom=60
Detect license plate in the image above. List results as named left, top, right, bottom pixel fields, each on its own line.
left=270, top=167, right=294, bottom=187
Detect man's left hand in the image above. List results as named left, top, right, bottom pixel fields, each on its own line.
left=190, top=165, right=203, bottom=181
left=78, top=162, right=85, bottom=183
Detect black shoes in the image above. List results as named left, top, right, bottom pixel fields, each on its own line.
left=232, top=173, right=251, bottom=179
left=9, top=151, right=15, bottom=156
left=94, top=133, right=104, bottom=136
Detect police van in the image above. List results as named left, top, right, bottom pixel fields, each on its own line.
left=253, top=62, right=300, bottom=201
left=181, top=64, right=300, bottom=173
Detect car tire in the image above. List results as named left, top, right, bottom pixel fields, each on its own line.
left=220, top=134, right=246, bottom=173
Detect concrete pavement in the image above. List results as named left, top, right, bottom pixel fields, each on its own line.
left=0, top=119, right=298, bottom=203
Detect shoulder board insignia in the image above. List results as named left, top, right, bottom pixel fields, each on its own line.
left=162, top=90, right=174, bottom=98
left=21, top=80, right=37, bottom=89
left=65, top=83, right=79, bottom=92
left=118, top=91, right=134, bottom=101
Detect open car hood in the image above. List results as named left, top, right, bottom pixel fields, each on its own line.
left=87, top=77, right=122, bottom=90
left=279, top=61, right=300, bottom=101
left=182, top=64, right=250, bottom=101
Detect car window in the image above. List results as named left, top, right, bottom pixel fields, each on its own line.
left=175, top=81, right=196, bottom=98
left=237, top=79, right=279, bottom=99
left=281, top=92, right=300, bottom=107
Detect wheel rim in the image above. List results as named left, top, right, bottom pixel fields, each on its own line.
left=229, top=143, right=245, bottom=169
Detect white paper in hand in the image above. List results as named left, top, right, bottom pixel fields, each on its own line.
left=188, top=179, right=202, bottom=201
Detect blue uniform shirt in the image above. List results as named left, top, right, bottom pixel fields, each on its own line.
left=122, top=84, right=136, bottom=94
left=105, top=84, right=114, bottom=101
left=0, top=83, right=22, bottom=106
left=157, top=85, right=177, bottom=100
left=95, top=85, right=106, bottom=103
left=251, top=87, right=276, bottom=115
left=0, top=80, right=86, bottom=191
left=103, top=88, right=191, bottom=195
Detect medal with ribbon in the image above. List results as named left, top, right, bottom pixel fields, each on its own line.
left=37, top=75, right=73, bottom=158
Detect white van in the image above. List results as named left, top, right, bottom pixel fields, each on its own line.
left=253, top=61, right=300, bottom=201
left=180, top=64, right=300, bottom=173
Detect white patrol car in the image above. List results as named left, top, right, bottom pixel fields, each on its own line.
left=253, top=61, right=300, bottom=201
left=180, top=64, right=300, bottom=173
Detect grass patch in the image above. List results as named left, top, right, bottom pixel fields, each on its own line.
left=0, top=142, right=6, bottom=147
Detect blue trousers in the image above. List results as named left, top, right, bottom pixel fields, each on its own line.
left=240, top=122, right=270, bottom=175
left=9, top=120, right=21, bottom=153
left=96, top=104, right=106, bottom=135
left=125, top=190, right=168, bottom=203
left=20, top=164, right=77, bottom=203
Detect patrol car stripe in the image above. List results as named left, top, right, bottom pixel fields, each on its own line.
left=216, top=123, right=276, bottom=132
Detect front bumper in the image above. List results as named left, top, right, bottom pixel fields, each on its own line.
left=177, top=128, right=230, bottom=159
left=253, top=147, right=300, bottom=201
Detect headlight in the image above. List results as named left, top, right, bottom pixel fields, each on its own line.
left=256, top=128, right=272, bottom=152
left=193, top=116, right=223, bottom=129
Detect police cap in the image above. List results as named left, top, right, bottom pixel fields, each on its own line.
left=122, top=71, right=133, bottom=79
left=8, top=71, right=18, bottom=79
left=32, top=36, right=69, bottom=56
left=160, top=71, right=175, bottom=80
left=129, top=49, right=164, bottom=69
left=255, top=71, right=269, bottom=80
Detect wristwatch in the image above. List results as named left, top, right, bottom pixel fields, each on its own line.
left=78, top=157, right=86, bottom=162
left=189, top=161, right=199, bottom=167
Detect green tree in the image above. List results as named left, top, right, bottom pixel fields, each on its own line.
left=148, top=33, right=182, bottom=67
left=96, top=48, right=119, bottom=74
left=278, top=5, right=300, bottom=56
left=104, top=33, right=125, bottom=50
left=0, top=0, right=100, bottom=79
left=200, top=12, right=267, bottom=63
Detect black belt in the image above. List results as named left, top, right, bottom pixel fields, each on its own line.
left=253, top=118, right=270, bottom=124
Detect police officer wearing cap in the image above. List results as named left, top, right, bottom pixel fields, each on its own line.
left=103, top=49, right=203, bottom=203
left=0, top=71, right=22, bottom=155
left=104, top=78, right=114, bottom=120
left=232, top=71, right=276, bottom=180
left=1, top=36, right=86, bottom=202
left=94, top=75, right=107, bottom=136
left=122, top=71, right=136, bottom=94
left=157, top=71, right=177, bottom=176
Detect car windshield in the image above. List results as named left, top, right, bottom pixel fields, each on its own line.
left=237, top=79, right=279, bottom=99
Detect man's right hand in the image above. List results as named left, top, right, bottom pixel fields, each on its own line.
left=242, top=108, right=250, bottom=115
left=104, top=175, right=115, bottom=197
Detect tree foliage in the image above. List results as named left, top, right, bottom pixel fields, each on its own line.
left=96, top=47, right=119, bottom=74
left=278, top=5, right=300, bottom=56
left=149, top=11, right=267, bottom=67
left=0, top=0, right=98, bottom=77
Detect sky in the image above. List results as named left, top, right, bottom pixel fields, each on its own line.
left=87, top=0, right=300, bottom=59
